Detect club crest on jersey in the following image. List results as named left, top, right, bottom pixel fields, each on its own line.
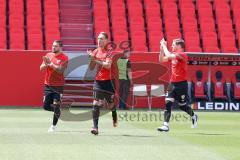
left=181, top=95, right=185, bottom=100
left=172, top=59, right=178, bottom=64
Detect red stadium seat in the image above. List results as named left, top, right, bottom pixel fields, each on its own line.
left=112, top=17, right=127, bottom=31
left=231, top=0, right=240, bottom=7
left=129, top=17, right=145, bottom=32
left=27, top=0, right=42, bottom=15
left=27, top=15, right=42, bottom=29
left=9, top=28, right=25, bottom=50
left=0, top=28, right=6, bottom=49
left=145, top=3, right=161, bottom=19
left=149, top=35, right=164, bottom=52
left=165, top=17, right=180, bottom=33
left=44, top=0, right=59, bottom=15
left=113, top=30, right=128, bottom=39
left=179, top=0, right=193, bottom=7
left=185, top=46, right=202, bottom=52
left=204, top=46, right=220, bottom=53
left=147, top=17, right=162, bottom=32
left=215, top=7, right=231, bottom=24
left=28, top=42, right=43, bottom=50
left=0, top=1, right=6, bottom=15
left=9, top=14, right=24, bottom=30
left=199, top=18, right=216, bottom=33
left=110, top=2, right=126, bottom=17
left=128, top=3, right=143, bottom=20
left=10, top=42, right=25, bottom=50
left=197, top=3, right=213, bottom=20
left=196, top=0, right=211, bottom=10
left=44, top=15, right=60, bottom=30
left=93, top=8, right=108, bottom=17
left=94, top=16, right=109, bottom=26
left=184, top=32, right=201, bottom=49
left=131, top=38, right=146, bottom=48
left=180, top=3, right=196, bottom=18
left=192, top=69, right=208, bottom=99
left=182, top=18, right=198, bottom=32
left=0, top=14, right=6, bottom=29
left=211, top=70, right=227, bottom=100
left=28, top=28, right=43, bottom=50
left=221, top=46, right=238, bottom=53
left=202, top=32, right=218, bottom=47
left=113, top=35, right=129, bottom=45
left=9, top=0, right=24, bottom=14
left=218, top=19, right=233, bottom=33
left=132, top=45, right=148, bottom=52
left=162, top=2, right=178, bottom=18
left=213, top=0, right=229, bottom=10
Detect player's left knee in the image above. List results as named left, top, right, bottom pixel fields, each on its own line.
left=178, top=102, right=186, bottom=106
left=178, top=102, right=187, bottom=110
left=53, top=100, right=61, bottom=106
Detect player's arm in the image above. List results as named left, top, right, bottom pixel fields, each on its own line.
left=160, top=39, right=176, bottom=61
left=40, top=55, right=50, bottom=71
left=88, top=50, right=97, bottom=70
left=159, top=46, right=168, bottom=62
left=89, top=58, right=96, bottom=70
left=40, top=62, right=47, bottom=71
left=49, top=61, right=67, bottom=73
left=94, top=58, right=112, bottom=69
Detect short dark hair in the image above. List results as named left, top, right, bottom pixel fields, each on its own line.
left=99, top=32, right=108, bottom=40
left=54, top=40, right=63, bottom=47
left=173, top=38, right=185, bottom=49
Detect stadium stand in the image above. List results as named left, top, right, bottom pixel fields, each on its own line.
left=0, top=0, right=60, bottom=50
left=92, top=0, right=239, bottom=53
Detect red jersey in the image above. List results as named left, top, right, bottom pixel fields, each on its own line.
left=93, top=48, right=114, bottom=80
left=44, top=52, right=68, bottom=86
left=170, top=51, right=188, bottom=82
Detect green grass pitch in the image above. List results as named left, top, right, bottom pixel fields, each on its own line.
left=0, top=108, right=239, bottom=160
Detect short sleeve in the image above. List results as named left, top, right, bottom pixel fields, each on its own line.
left=61, top=56, right=68, bottom=68
left=175, top=52, right=186, bottom=62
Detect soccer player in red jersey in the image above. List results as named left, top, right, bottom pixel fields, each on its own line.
left=158, top=38, right=198, bottom=132
left=40, top=40, right=68, bottom=132
left=88, top=32, right=117, bottom=135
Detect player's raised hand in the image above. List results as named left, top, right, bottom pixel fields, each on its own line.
left=87, top=49, right=94, bottom=57
left=160, top=38, right=167, bottom=47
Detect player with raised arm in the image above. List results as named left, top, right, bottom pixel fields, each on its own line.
left=158, top=38, right=198, bottom=132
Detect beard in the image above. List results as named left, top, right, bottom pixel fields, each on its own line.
left=52, top=49, right=58, bottom=53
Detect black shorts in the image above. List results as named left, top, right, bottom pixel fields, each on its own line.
left=93, top=80, right=115, bottom=103
left=166, top=81, right=188, bottom=105
left=43, top=85, right=63, bottom=106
